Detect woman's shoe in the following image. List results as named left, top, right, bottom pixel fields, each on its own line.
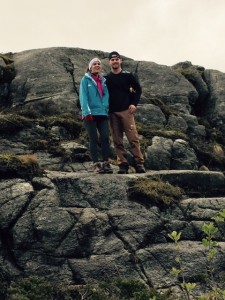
left=89, top=162, right=104, bottom=173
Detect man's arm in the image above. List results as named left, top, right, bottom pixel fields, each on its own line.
left=129, top=73, right=142, bottom=106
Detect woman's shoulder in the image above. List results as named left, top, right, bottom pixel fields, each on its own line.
left=81, top=72, right=92, bottom=82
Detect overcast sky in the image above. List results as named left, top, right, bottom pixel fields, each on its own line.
left=2, top=0, right=225, bottom=72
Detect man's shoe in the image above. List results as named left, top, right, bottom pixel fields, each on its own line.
left=135, top=165, right=146, bottom=173
left=103, top=161, right=113, bottom=174
left=118, top=164, right=129, bottom=174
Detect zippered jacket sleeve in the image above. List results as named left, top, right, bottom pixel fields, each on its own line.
left=79, top=77, right=92, bottom=117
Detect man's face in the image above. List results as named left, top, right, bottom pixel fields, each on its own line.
left=109, top=56, right=122, bottom=69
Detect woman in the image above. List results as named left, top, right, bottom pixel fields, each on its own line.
left=79, top=57, right=113, bottom=173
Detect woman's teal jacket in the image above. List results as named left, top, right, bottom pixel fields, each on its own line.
left=79, top=72, right=109, bottom=117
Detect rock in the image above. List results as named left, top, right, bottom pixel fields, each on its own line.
left=145, top=136, right=173, bottom=170
left=203, top=69, right=225, bottom=131
left=0, top=170, right=224, bottom=297
left=1, top=47, right=225, bottom=297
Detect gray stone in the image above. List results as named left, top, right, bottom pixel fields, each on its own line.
left=145, top=136, right=173, bottom=170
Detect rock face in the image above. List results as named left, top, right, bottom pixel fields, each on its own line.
left=1, top=47, right=225, bottom=296
left=1, top=47, right=225, bottom=171
left=1, top=170, right=225, bottom=295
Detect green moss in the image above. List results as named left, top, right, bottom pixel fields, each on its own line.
left=29, top=139, right=49, bottom=151
left=128, top=177, right=183, bottom=207
left=0, top=154, right=42, bottom=179
left=0, top=113, right=33, bottom=134
left=149, top=97, right=180, bottom=118
left=38, top=113, right=82, bottom=138
left=137, top=123, right=188, bottom=141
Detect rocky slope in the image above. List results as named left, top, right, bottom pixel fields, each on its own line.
left=1, top=48, right=225, bottom=297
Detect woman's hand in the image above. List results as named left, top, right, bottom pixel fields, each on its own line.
left=85, top=115, right=94, bottom=121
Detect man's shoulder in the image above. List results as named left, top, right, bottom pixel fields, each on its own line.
left=106, top=70, right=131, bottom=75
left=121, top=70, right=135, bottom=79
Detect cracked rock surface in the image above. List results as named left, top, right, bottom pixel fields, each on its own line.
left=1, top=170, right=225, bottom=291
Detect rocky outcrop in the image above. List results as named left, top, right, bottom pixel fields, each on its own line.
left=1, top=47, right=225, bottom=172
left=1, top=48, right=225, bottom=297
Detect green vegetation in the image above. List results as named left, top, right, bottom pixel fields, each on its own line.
left=7, top=276, right=53, bottom=300
left=168, top=231, right=196, bottom=300
left=0, top=112, right=82, bottom=138
left=3, top=276, right=173, bottom=300
left=128, top=177, right=183, bottom=207
left=0, top=113, right=33, bottom=134
left=137, top=123, right=188, bottom=141
left=38, top=113, right=82, bottom=139
left=0, top=154, right=42, bottom=179
left=148, top=97, right=180, bottom=119
left=168, top=209, right=225, bottom=300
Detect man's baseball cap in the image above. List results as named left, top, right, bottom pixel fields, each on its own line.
left=108, top=51, right=121, bottom=60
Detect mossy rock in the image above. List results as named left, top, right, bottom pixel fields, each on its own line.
left=0, top=114, right=33, bottom=135
left=38, top=113, right=82, bottom=138
left=137, top=123, right=188, bottom=141
left=0, top=154, right=42, bottom=180
left=128, top=177, right=184, bottom=208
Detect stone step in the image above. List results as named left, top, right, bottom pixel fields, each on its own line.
left=145, top=170, right=225, bottom=197
left=46, top=170, right=225, bottom=207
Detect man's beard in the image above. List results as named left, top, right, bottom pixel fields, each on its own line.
left=112, top=64, right=119, bottom=69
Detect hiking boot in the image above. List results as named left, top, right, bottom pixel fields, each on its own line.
left=135, top=165, right=146, bottom=173
left=89, top=162, right=104, bottom=173
left=102, top=161, right=113, bottom=174
left=118, top=164, right=129, bottom=174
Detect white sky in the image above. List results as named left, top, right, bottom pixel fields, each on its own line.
left=1, top=0, right=225, bottom=72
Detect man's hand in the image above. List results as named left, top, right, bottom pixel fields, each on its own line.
left=129, top=105, right=136, bottom=114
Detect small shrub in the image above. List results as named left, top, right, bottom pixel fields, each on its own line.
left=6, top=277, right=175, bottom=300
left=98, top=278, right=172, bottom=300
left=168, top=231, right=196, bottom=300
left=168, top=210, right=225, bottom=299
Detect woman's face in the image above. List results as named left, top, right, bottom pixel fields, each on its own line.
left=91, top=61, right=101, bottom=74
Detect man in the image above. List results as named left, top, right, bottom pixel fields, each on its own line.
left=106, top=51, right=145, bottom=174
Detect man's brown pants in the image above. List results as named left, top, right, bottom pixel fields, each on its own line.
left=109, top=109, right=144, bottom=166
